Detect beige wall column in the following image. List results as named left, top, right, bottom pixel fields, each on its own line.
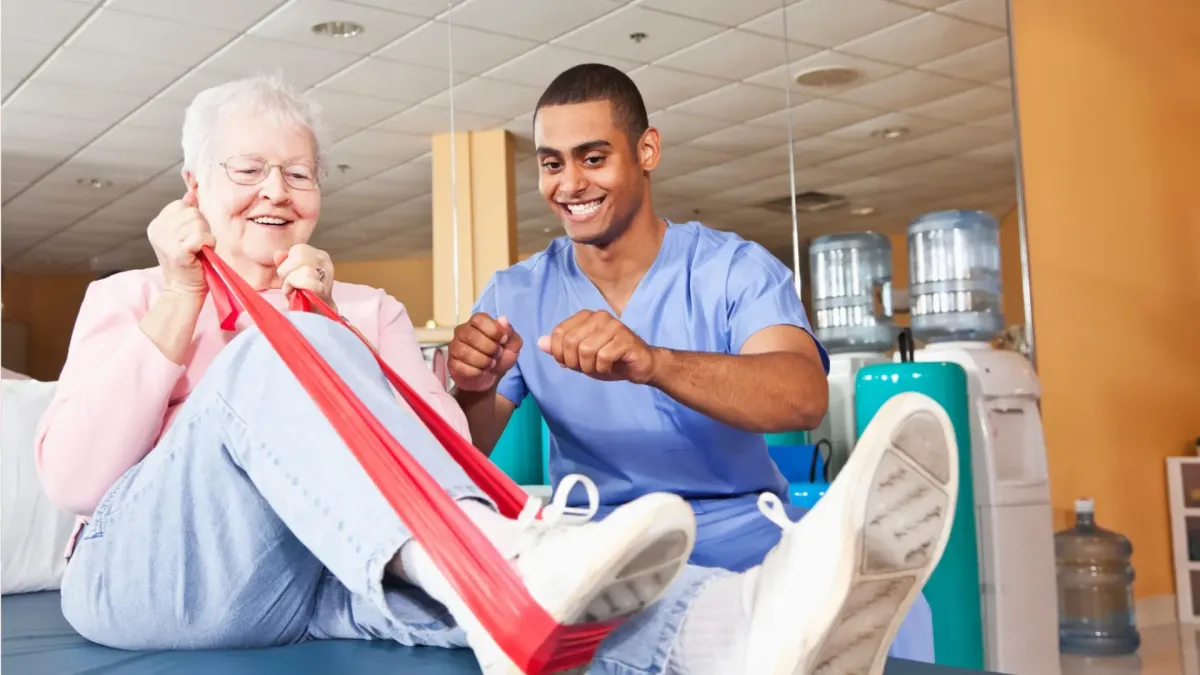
left=430, top=129, right=518, bottom=328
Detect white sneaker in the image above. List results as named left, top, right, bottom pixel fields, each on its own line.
left=472, top=475, right=697, bottom=675
left=744, top=392, right=960, bottom=675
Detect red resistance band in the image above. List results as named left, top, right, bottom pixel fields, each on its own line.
left=197, top=247, right=621, bottom=673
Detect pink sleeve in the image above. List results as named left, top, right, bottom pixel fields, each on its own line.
left=35, top=278, right=185, bottom=516
left=374, top=294, right=472, bottom=442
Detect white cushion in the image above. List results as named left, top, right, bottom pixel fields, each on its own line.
left=1, top=379, right=76, bottom=594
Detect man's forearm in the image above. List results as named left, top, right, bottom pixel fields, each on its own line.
left=454, top=387, right=507, bottom=455
left=648, top=348, right=828, bottom=433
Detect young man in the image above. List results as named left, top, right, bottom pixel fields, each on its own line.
left=448, top=64, right=936, bottom=661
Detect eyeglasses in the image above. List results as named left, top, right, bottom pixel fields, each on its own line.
left=218, top=155, right=321, bottom=191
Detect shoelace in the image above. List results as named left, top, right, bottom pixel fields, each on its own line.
left=757, top=492, right=795, bottom=531
left=512, top=475, right=601, bottom=557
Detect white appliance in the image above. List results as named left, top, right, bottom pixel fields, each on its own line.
left=912, top=341, right=1060, bottom=675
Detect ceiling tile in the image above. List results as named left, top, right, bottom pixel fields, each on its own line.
left=318, top=191, right=404, bottom=221
left=744, top=49, right=903, bottom=96
left=306, top=88, right=411, bottom=130
left=88, top=125, right=183, bottom=164
left=683, top=124, right=793, bottom=156
left=2, top=136, right=92, bottom=166
left=939, top=0, right=1009, bottom=30
left=320, top=58, right=447, bottom=103
left=553, top=6, right=725, bottom=63
left=920, top=37, right=1011, bottom=83
left=3, top=81, right=146, bottom=125
left=648, top=110, right=735, bottom=144
left=1, top=0, right=95, bottom=48
left=314, top=150, right=404, bottom=188
left=331, top=129, right=430, bottom=162
left=421, top=77, right=542, bottom=118
left=652, top=145, right=737, bottom=180
left=747, top=97, right=883, bottom=136
left=206, top=36, right=362, bottom=88
left=484, top=45, right=641, bottom=88
left=2, top=157, right=62, bottom=185
left=961, top=140, right=1015, bottom=165
left=627, top=66, right=729, bottom=111
left=819, top=142, right=942, bottom=176
left=448, top=0, right=623, bottom=41
left=104, top=0, right=287, bottom=32
left=69, top=146, right=181, bottom=176
left=892, top=0, right=957, bottom=8
left=656, top=29, right=808, bottom=82
left=833, top=69, right=975, bottom=109
left=740, top=0, right=922, bottom=48
left=0, top=109, right=109, bottom=145
left=837, top=12, right=1004, bottom=68
left=37, top=47, right=189, bottom=97
left=66, top=8, right=238, bottom=67
left=825, top=110, right=953, bottom=143
left=971, top=110, right=1015, bottom=132
left=1, top=39, right=58, bottom=86
left=339, top=0, right=448, bottom=18
left=377, top=21, right=537, bottom=75
left=637, top=0, right=799, bottom=27
left=374, top=103, right=505, bottom=135
left=787, top=135, right=867, bottom=167
left=157, top=66, right=243, bottom=102
left=123, top=96, right=190, bottom=131
left=908, top=85, right=1012, bottom=124
left=886, top=124, right=1011, bottom=160
left=250, top=0, right=427, bottom=54
left=669, top=83, right=799, bottom=123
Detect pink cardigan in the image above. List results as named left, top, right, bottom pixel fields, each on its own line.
left=35, top=268, right=469, bottom=520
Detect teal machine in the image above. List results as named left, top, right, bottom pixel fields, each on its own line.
left=856, top=332, right=984, bottom=670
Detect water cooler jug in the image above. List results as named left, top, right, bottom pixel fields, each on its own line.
left=808, top=232, right=897, bottom=479
left=907, top=210, right=1060, bottom=675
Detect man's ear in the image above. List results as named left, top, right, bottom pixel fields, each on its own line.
left=639, top=127, right=661, bottom=173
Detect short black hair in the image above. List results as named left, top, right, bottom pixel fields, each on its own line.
left=535, top=64, right=649, bottom=148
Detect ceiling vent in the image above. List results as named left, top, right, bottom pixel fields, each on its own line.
left=759, top=190, right=849, bottom=214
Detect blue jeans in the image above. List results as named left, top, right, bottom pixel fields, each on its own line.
left=60, top=313, right=717, bottom=675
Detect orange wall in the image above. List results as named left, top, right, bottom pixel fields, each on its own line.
left=1012, top=0, right=1200, bottom=598
left=1, top=256, right=436, bottom=381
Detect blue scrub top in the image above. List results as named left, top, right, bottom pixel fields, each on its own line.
left=472, top=221, right=830, bottom=507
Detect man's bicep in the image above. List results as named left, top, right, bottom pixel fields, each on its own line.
left=741, top=324, right=824, bottom=364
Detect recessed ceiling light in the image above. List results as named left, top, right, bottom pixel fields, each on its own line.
left=76, top=177, right=112, bottom=189
left=871, top=127, right=909, bottom=140
left=795, top=66, right=861, bottom=88
left=850, top=206, right=877, bottom=216
left=542, top=228, right=552, bottom=233
left=311, top=21, right=364, bottom=38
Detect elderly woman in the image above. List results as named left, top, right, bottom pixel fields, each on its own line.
left=37, top=75, right=958, bottom=675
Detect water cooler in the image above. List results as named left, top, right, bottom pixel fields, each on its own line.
left=906, top=210, right=1060, bottom=675
left=807, top=232, right=897, bottom=479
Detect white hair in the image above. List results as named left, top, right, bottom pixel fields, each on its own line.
left=180, top=73, right=328, bottom=178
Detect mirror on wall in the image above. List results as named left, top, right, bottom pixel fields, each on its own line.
left=0, top=0, right=1023, bottom=341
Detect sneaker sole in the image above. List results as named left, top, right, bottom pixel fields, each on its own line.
left=806, top=393, right=959, bottom=675
left=511, top=493, right=697, bottom=674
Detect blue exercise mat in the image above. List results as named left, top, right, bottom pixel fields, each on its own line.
left=2, top=592, right=1003, bottom=674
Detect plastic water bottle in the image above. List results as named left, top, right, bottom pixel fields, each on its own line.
left=1055, top=498, right=1141, bottom=655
